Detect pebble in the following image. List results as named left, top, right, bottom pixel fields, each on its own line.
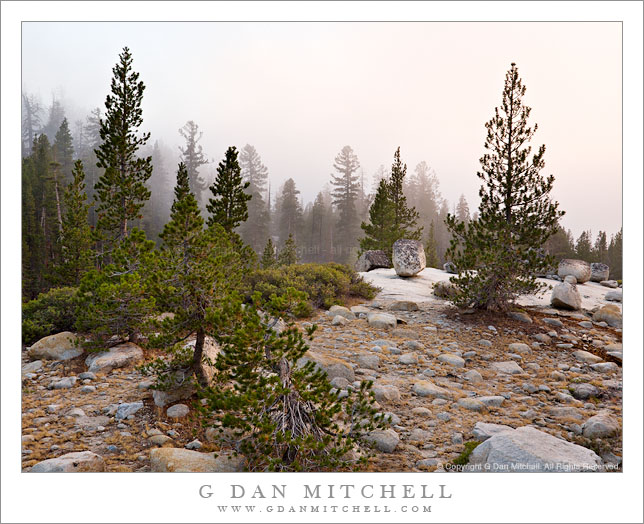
left=80, top=385, right=96, bottom=393
left=186, top=440, right=203, bottom=450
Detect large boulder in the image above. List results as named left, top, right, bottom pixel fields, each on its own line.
left=593, top=304, right=622, bottom=328
left=297, top=351, right=355, bottom=383
left=433, top=280, right=456, bottom=299
left=29, top=451, right=106, bottom=472
left=367, top=312, right=397, bottom=330
left=582, top=411, right=620, bottom=439
left=27, top=332, right=82, bottom=361
left=468, top=426, right=602, bottom=472
left=605, top=289, right=622, bottom=302
left=550, top=282, right=582, bottom=310
left=150, top=448, right=244, bottom=472
left=590, top=263, right=610, bottom=282
left=392, top=239, right=426, bottom=277
left=557, top=259, right=591, bottom=284
left=85, top=342, right=144, bottom=374
left=355, top=250, right=391, bottom=272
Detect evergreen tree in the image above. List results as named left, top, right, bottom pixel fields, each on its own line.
left=330, top=145, right=361, bottom=263
left=238, top=144, right=270, bottom=252
left=389, top=147, right=422, bottom=242
left=56, top=160, right=93, bottom=286
left=144, top=163, right=242, bottom=386
left=607, top=228, right=622, bottom=280
left=445, top=63, right=564, bottom=310
left=260, top=237, right=277, bottom=269
left=276, top=178, right=303, bottom=243
left=575, top=230, right=593, bottom=261
left=94, top=47, right=153, bottom=244
left=42, top=95, right=65, bottom=142
left=278, top=233, right=299, bottom=266
left=543, top=226, right=575, bottom=263
left=22, top=93, right=43, bottom=157
left=425, top=221, right=440, bottom=268
left=359, top=178, right=396, bottom=257
left=178, top=120, right=209, bottom=205
left=206, top=146, right=251, bottom=234
left=455, top=194, right=470, bottom=224
left=54, top=118, right=74, bottom=185
left=594, top=231, right=609, bottom=264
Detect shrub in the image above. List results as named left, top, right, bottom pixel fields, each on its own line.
left=452, top=441, right=480, bottom=466
left=198, top=289, right=384, bottom=471
left=22, top=287, right=80, bottom=345
left=246, top=263, right=378, bottom=314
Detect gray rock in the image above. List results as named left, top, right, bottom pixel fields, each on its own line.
left=367, top=312, right=397, bottom=330
left=150, top=448, right=244, bottom=472
left=563, top=275, right=577, bottom=285
left=573, top=350, right=602, bottom=364
left=443, top=261, right=457, bottom=274
left=478, top=396, right=505, bottom=408
left=327, top=305, right=356, bottom=320
left=380, top=412, right=401, bottom=425
left=149, top=435, right=173, bottom=446
left=590, top=263, right=610, bottom=282
left=533, top=333, right=552, bottom=344
left=365, top=429, right=399, bottom=453
left=388, top=300, right=419, bottom=311
left=27, top=332, right=83, bottom=361
left=478, top=339, right=493, bottom=347
left=30, top=451, right=106, bottom=472
left=436, top=412, right=451, bottom=421
left=569, top=383, right=599, bottom=400
left=452, top=432, right=464, bottom=444
left=297, top=351, right=355, bottom=382
left=357, top=354, right=380, bottom=370
left=417, top=458, right=440, bottom=468
left=600, top=280, right=618, bottom=288
left=167, top=404, right=190, bottom=418
left=398, top=353, right=418, bottom=365
left=469, top=426, right=602, bottom=471
left=186, top=439, right=203, bottom=450
left=85, top=342, right=144, bottom=374
left=438, top=353, right=465, bottom=368
left=464, top=370, right=483, bottom=383
left=22, top=360, right=43, bottom=374
left=80, top=385, right=96, bottom=393
left=558, top=259, right=591, bottom=284
left=403, top=340, right=424, bottom=351
left=412, top=381, right=452, bottom=399
left=605, top=289, right=622, bottom=302
left=372, top=384, right=401, bottom=403
left=457, top=398, right=487, bottom=412
left=592, top=305, right=622, bottom=328
left=78, top=371, right=97, bottom=380
left=582, top=411, right=620, bottom=439
left=508, top=311, right=533, bottom=324
left=490, top=361, right=524, bottom=375
left=408, top=428, right=432, bottom=442
left=330, top=376, right=350, bottom=389
left=331, top=315, right=349, bottom=326
left=508, top=343, right=531, bottom=354
left=590, top=362, right=618, bottom=373
left=578, top=321, right=593, bottom=329
left=551, top=282, right=582, bottom=310
left=49, top=376, right=77, bottom=389
left=372, top=339, right=396, bottom=349
left=115, top=401, right=144, bottom=420
left=355, top=250, right=391, bottom=272
left=548, top=407, right=583, bottom=420
left=543, top=317, right=564, bottom=328
left=472, top=422, right=513, bottom=442
left=411, top=407, right=432, bottom=417
left=550, top=371, right=566, bottom=381
left=433, top=280, right=456, bottom=299
left=393, top=239, right=426, bottom=277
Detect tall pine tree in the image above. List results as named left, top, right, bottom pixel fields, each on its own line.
left=359, top=178, right=396, bottom=257
left=389, top=147, right=422, bottom=242
left=94, top=47, right=153, bottom=244
left=54, top=118, right=74, bottom=185
left=445, top=63, right=564, bottom=310
left=238, top=144, right=270, bottom=253
left=178, top=120, right=209, bottom=206
left=330, top=145, right=361, bottom=263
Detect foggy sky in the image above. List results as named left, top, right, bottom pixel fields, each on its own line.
left=22, top=21, right=622, bottom=237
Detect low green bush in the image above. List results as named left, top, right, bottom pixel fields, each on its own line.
left=246, top=263, right=379, bottom=315
left=452, top=441, right=480, bottom=466
left=22, top=287, right=80, bottom=345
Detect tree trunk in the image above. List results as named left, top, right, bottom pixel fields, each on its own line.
left=192, top=328, right=208, bottom=387
left=54, top=178, right=63, bottom=234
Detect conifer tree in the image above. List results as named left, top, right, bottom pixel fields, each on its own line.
left=455, top=194, right=470, bottom=224
left=178, top=120, right=209, bottom=205
left=144, top=163, right=242, bottom=386
left=607, top=228, right=622, bottom=280
left=359, top=178, right=395, bottom=256
left=42, top=95, right=65, bottom=142
left=54, top=118, right=74, bottom=184
left=425, top=221, right=440, bottom=268
left=261, top=237, right=277, bottom=269
left=238, top=144, right=270, bottom=253
left=22, top=93, right=43, bottom=157
left=330, top=146, right=361, bottom=263
left=445, top=63, right=564, bottom=310
left=278, top=233, right=299, bottom=266
left=206, top=146, right=251, bottom=234
left=56, top=160, right=93, bottom=286
left=575, top=230, right=593, bottom=261
left=276, top=178, right=303, bottom=243
left=94, top=47, right=153, bottom=244
left=594, top=231, right=608, bottom=264
left=389, top=147, right=422, bottom=242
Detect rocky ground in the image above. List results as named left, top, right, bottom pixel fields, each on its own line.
left=21, top=290, right=623, bottom=472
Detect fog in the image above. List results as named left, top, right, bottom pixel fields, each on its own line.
left=22, top=21, right=622, bottom=237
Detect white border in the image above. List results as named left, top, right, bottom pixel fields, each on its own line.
left=2, top=2, right=642, bottom=523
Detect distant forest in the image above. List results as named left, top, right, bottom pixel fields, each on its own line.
left=21, top=70, right=622, bottom=302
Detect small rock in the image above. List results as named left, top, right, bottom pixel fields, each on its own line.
left=30, top=451, right=106, bottom=472
left=331, top=315, right=349, bottom=326
left=367, top=313, right=397, bottom=330
left=508, top=343, right=531, bottom=354
left=327, top=305, right=356, bottom=320
left=372, top=384, right=401, bottom=403
left=27, top=332, right=83, bottom=361
left=592, top=305, right=622, bottom=328
left=80, top=385, right=96, bottom=393
left=600, top=280, right=618, bottom=288
left=388, top=300, right=419, bottom=311
left=398, top=353, right=418, bottom=365
left=543, top=318, right=564, bottom=328
left=417, top=458, right=440, bottom=468
left=330, top=376, right=350, bottom=389
left=452, top=432, right=464, bottom=444
left=357, top=354, right=380, bottom=370
left=490, top=361, right=524, bottom=375
left=436, top=412, right=451, bottom=422
left=573, top=350, right=602, bottom=364
left=472, top=422, right=513, bottom=442
left=582, top=411, right=620, bottom=439
left=590, top=362, right=618, bottom=373
left=408, top=428, right=432, bottom=442
left=478, top=339, right=493, bottom=347
left=508, top=311, right=532, bottom=324
left=569, top=383, right=599, bottom=400
left=49, top=377, right=77, bottom=390
left=365, top=429, right=400, bottom=453
left=412, top=381, right=452, bottom=399
left=464, top=370, right=483, bottom=383
left=149, top=435, right=173, bottom=446
left=150, top=448, right=244, bottom=472
left=78, top=372, right=97, bottom=380
left=533, top=333, right=551, bottom=344
left=578, top=321, right=593, bottom=329
left=456, top=398, right=487, bottom=412
left=167, top=404, right=190, bottom=419
left=186, top=440, right=203, bottom=450
left=115, top=401, right=144, bottom=420
left=437, top=353, right=465, bottom=368
left=605, top=289, right=622, bottom=302
left=411, top=407, right=432, bottom=417
left=478, top=396, right=505, bottom=408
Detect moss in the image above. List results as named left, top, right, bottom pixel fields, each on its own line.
left=451, top=441, right=480, bottom=466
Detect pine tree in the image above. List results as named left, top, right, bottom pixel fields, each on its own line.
left=359, top=178, right=396, bottom=257
left=144, top=163, right=242, bottom=386
left=594, top=231, right=609, bottom=264
left=575, top=230, right=593, bottom=261
left=22, top=93, right=43, bottom=157
left=388, top=147, right=422, bottom=242
left=238, top=144, right=270, bottom=253
left=278, top=233, right=299, bottom=266
left=54, top=118, right=74, bottom=185
left=260, top=238, right=277, bottom=269
left=94, top=47, right=153, bottom=244
left=456, top=194, right=470, bottom=224
left=42, top=95, right=65, bottom=142
left=330, top=146, right=361, bottom=263
left=178, top=120, right=209, bottom=205
left=445, top=63, right=564, bottom=310
left=543, top=226, right=575, bottom=263
left=425, top=221, right=440, bottom=268
left=56, top=160, right=93, bottom=286
left=206, top=146, right=251, bottom=234
left=276, top=178, right=303, bottom=243
left=607, top=228, right=622, bottom=280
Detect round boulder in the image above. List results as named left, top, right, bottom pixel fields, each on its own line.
left=590, top=263, right=610, bottom=283
left=592, top=304, right=622, bottom=328
left=27, top=332, right=82, bottom=361
left=392, top=239, right=426, bottom=277
left=443, top=262, right=457, bottom=274
left=355, top=250, right=391, bottom=272
left=550, top=282, right=582, bottom=310
left=558, top=259, right=591, bottom=284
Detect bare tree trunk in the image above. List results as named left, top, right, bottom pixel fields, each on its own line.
left=54, top=179, right=63, bottom=234
left=193, top=328, right=208, bottom=387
